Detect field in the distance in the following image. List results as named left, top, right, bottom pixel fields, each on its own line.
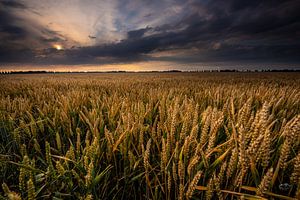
left=1, top=72, right=300, bottom=200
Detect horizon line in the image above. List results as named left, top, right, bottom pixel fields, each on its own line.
left=1, top=69, right=300, bottom=74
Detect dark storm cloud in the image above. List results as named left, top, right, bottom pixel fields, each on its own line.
left=0, top=0, right=28, bottom=34
left=0, top=0, right=299, bottom=66
left=61, top=0, right=299, bottom=65
left=0, top=0, right=27, bottom=9
left=0, top=24, right=27, bottom=39
left=127, top=27, right=152, bottom=39
left=0, top=1, right=31, bottom=61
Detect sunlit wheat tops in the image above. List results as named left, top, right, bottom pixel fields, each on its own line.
left=0, top=72, right=300, bottom=199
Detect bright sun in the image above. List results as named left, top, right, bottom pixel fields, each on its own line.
left=53, top=44, right=63, bottom=50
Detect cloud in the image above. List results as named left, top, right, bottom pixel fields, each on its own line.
left=0, top=0, right=27, bottom=9
left=127, top=27, right=152, bottom=39
left=0, top=0, right=74, bottom=63
left=64, top=0, right=299, bottom=64
left=0, top=0, right=299, bottom=66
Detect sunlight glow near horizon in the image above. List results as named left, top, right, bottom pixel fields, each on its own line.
left=53, top=44, right=63, bottom=50
left=0, top=61, right=180, bottom=72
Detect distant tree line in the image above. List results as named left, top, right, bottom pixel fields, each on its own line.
left=0, top=69, right=299, bottom=74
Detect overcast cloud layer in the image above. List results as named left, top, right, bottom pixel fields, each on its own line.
left=0, top=0, right=299, bottom=69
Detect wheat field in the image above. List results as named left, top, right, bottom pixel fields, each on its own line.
left=0, top=72, right=300, bottom=200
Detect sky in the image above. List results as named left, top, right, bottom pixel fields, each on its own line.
left=0, top=0, right=299, bottom=71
